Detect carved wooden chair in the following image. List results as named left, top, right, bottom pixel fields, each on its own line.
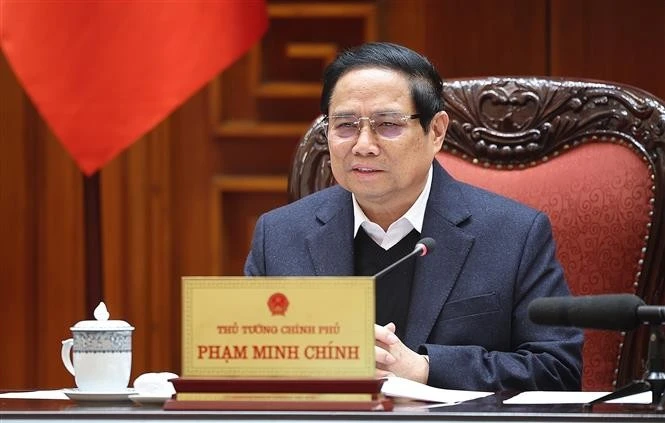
left=288, top=77, right=665, bottom=391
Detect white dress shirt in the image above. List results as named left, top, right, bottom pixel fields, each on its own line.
left=352, top=165, right=433, bottom=250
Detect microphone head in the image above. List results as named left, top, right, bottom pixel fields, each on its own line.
left=528, top=294, right=645, bottom=331
left=416, top=237, right=436, bottom=257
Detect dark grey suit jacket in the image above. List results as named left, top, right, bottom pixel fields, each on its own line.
left=244, top=162, right=583, bottom=391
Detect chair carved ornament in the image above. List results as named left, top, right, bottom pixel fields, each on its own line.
left=288, top=77, right=665, bottom=390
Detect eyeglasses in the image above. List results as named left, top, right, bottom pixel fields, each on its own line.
left=325, top=112, right=420, bottom=141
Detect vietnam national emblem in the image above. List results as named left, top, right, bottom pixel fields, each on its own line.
left=267, top=292, right=289, bottom=316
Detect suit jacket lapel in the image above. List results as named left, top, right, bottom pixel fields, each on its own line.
left=302, top=169, right=475, bottom=346
left=306, top=187, right=355, bottom=276
left=404, top=164, right=475, bottom=349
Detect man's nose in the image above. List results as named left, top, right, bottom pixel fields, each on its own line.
left=352, top=121, right=380, bottom=154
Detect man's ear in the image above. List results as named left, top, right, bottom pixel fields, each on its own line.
left=430, top=111, right=449, bottom=150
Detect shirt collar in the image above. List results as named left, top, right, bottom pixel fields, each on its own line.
left=352, top=164, right=433, bottom=242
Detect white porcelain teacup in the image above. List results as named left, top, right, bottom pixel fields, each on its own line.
left=61, top=302, right=134, bottom=392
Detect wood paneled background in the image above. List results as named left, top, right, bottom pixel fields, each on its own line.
left=2, top=0, right=664, bottom=389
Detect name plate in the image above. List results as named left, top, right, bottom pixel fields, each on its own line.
left=181, top=277, right=375, bottom=378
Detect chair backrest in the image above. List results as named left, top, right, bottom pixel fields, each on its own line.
left=288, top=77, right=665, bottom=391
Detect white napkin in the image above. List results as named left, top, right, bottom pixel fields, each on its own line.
left=133, top=372, right=178, bottom=397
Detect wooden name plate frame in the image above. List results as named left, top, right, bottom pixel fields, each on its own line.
left=163, top=377, right=393, bottom=411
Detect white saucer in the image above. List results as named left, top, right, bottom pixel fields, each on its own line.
left=63, top=388, right=136, bottom=402
left=128, top=393, right=172, bottom=405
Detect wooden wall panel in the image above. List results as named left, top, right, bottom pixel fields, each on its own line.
left=34, top=128, right=86, bottom=388
left=210, top=176, right=287, bottom=275
left=101, top=120, right=175, bottom=383
left=0, top=51, right=35, bottom=388
left=380, top=0, right=548, bottom=76
left=426, top=0, right=548, bottom=78
left=379, top=0, right=427, bottom=51
left=100, top=85, right=216, bottom=379
left=550, top=0, right=665, bottom=101
left=1, top=52, right=86, bottom=389
left=168, top=88, right=221, bottom=371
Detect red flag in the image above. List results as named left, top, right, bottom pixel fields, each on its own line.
left=0, top=1, right=268, bottom=175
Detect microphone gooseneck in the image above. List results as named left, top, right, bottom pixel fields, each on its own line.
left=373, top=237, right=436, bottom=280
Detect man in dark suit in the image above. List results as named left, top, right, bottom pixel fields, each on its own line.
left=244, top=42, right=582, bottom=391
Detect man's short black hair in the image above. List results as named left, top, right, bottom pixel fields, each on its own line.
left=320, top=42, right=444, bottom=132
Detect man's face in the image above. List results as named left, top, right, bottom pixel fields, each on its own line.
left=327, top=68, right=447, bottom=215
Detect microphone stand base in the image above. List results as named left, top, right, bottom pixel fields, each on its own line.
left=583, top=380, right=650, bottom=410
left=585, top=325, right=665, bottom=411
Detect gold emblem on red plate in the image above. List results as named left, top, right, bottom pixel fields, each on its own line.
left=267, top=292, right=289, bottom=315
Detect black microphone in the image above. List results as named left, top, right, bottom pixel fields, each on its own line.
left=373, top=237, right=436, bottom=280
left=528, top=293, right=665, bottom=331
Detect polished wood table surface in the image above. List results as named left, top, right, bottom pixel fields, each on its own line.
left=1, top=392, right=664, bottom=423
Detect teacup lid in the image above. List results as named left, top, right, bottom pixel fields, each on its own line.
left=70, top=302, right=134, bottom=331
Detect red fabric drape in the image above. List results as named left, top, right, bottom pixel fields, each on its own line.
left=0, top=0, right=268, bottom=174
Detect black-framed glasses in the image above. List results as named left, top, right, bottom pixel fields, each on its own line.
left=324, top=112, right=420, bottom=141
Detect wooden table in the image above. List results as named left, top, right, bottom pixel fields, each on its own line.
left=1, top=392, right=664, bottom=423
